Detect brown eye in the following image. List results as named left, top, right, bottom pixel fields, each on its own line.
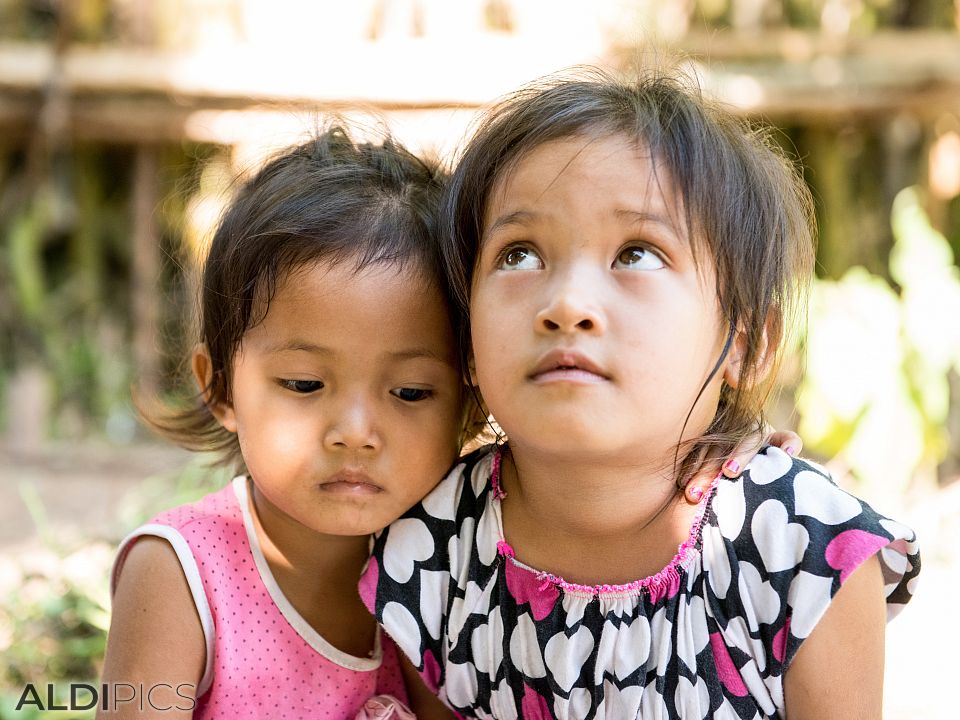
left=614, top=246, right=664, bottom=270
left=498, top=245, right=543, bottom=271
left=280, top=379, right=324, bottom=393
left=391, top=387, right=432, bottom=402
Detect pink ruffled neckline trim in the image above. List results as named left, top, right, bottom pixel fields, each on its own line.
left=491, top=447, right=721, bottom=598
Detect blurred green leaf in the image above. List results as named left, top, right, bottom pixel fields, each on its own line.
left=798, top=186, right=959, bottom=496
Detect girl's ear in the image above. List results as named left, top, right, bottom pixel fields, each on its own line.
left=723, top=316, right=776, bottom=389
left=191, top=344, right=237, bottom=432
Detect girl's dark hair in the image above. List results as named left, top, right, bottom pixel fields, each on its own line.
left=442, top=67, right=816, bottom=484
left=144, top=125, right=449, bottom=470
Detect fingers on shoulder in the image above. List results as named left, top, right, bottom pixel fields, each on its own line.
left=723, top=429, right=802, bottom=478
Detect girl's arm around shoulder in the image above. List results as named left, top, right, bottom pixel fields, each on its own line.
left=784, top=553, right=885, bottom=719
left=98, top=537, right=205, bottom=719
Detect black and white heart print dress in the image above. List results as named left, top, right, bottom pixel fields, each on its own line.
left=359, top=445, right=919, bottom=719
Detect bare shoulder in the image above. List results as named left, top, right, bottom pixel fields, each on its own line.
left=99, top=536, right=206, bottom=718
left=784, top=554, right=885, bottom=719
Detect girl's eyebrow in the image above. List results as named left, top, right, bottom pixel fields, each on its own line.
left=264, top=340, right=451, bottom=366
left=265, top=340, right=333, bottom=355
left=487, top=209, right=680, bottom=236
left=485, top=209, right=538, bottom=236
left=614, top=209, right=680, bottom=236
left=387, top=348, right=452, bottom=365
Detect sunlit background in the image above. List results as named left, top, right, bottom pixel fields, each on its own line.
left=1, top=1, right=958, bottom=717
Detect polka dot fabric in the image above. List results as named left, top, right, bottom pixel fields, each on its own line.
left=361, top=445, right=920, bottom=719
left=112, top=479, right=407, bottom=719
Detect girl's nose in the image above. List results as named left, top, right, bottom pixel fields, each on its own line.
left=535, top=269, right=606, bottom=335
left=323, top=397, right=380, bottom=453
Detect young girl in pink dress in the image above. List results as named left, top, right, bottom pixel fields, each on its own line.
left=99, top=127, right=460, bottom=719
left=362, top=69, right=920, bottom=719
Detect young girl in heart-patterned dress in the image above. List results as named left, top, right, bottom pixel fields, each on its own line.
left=361, top=68, right=920, bottom=719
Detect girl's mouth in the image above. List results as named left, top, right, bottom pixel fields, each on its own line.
left=529, top=349, right=610, bottom=384
left=318, top=470, right=384, bottom=494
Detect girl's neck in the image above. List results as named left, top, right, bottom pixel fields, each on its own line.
left=504, top=443, right=681, bottom=535
left=499, top=443, right=703, bottom=586
left=248, top=482, right=376, bottom=657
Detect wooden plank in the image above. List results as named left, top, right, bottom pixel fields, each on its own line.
left=614, top=29, right=960, bottom=119
left=0, top=30, right=958, bottom=143
left=648, top=29, right=960, bottom=65
left=0, top=38, right=565, bottom=107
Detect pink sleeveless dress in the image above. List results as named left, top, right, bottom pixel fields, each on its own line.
left=112, top=477, right=408, bottom=719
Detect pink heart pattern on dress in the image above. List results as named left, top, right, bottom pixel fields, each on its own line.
left=358, top=556, right=379, bottom=614
left=710, top=632, right=749, bottom=697
left=772, top=616, right=790, bottom=663
left=421, top=649, right=441, bottom=693
left=505, top=557, right=559, bottom=621
left=825, top=529, right=890, bottom=583
left=520, top=683, right=553, bottom=719
left=366, top=445, right=920, bottom=720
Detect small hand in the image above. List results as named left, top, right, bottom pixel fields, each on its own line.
left=355, top=695, right=416, bottom=720
left=683, top=427, right=802, bottom=504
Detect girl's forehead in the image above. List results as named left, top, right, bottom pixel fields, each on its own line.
left=483, top=132, right=682, bottom=224
left=249, top=259, right=446, bottom=332
left=246, top=259, right=458, bottom=360
left=277, top=257, right=441, bottom=305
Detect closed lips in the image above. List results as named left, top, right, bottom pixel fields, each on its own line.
left=529, top=350, right=610, bottom=380
left=319, top=471, right=383, bottom=491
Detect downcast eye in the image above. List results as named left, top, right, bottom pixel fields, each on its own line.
left=280, top=379, right=324, bottom=393
left=391, top=387, right=432, bottom=402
